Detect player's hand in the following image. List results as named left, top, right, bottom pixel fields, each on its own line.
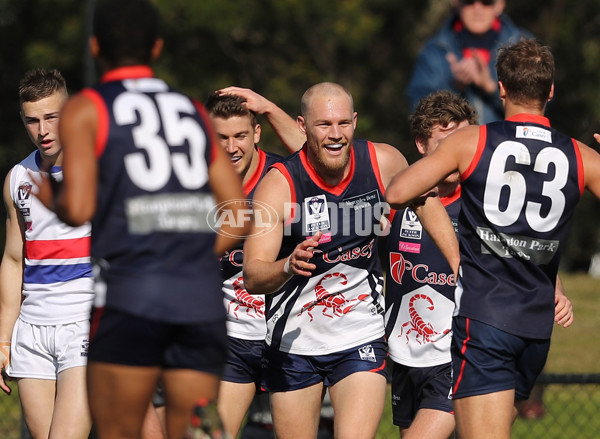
left=554, top=293, right=574, bottom=328
left=593, top=133, right=600, bottom=145
left=0, top=341, right=12, bottom=395
left=217, top=86, right=273, bottom=115
left=283, top=231, right=323, bottom=277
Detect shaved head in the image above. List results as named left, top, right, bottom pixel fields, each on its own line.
left=301, top=82, right=354, bottom=119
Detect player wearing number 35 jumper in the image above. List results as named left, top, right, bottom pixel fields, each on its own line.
left=33, top=1, right=246, bottom=439
left=386, top=39, right=600, bottom=439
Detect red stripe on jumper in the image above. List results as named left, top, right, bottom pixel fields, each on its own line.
left=25, top=237, right=91, bottom=260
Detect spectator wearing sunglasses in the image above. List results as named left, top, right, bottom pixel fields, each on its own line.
left=406, top=0, right=532, bottom=125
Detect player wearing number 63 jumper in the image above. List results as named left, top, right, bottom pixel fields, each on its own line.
left=33, top=1, right=246, bottom=439
left=386, top=39, right=600, bottom=439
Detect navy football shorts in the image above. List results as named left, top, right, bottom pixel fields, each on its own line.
left=88, top=306, right=227, bottom=375
left=222, top=337, right=265, bottom=387
left=451, top=316, right=550, bottom=401
left=391, top=361, right=453, bottom=428
left=261, top=337, right=388, bottom=392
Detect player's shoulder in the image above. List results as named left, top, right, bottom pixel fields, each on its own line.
left=369, top=141, right=408, bottom=182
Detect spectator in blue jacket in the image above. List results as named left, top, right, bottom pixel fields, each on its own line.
left=406, top=0, right=532, bottom=124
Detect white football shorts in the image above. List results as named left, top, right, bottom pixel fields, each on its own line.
left=7, top=318, right=89, bottom=379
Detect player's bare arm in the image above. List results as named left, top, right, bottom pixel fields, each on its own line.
left=579, top=140, right=600, bottom=199
left=243, top=169, right=322, bottom=294
left=218, top=86, right=305, bottom=153
left=371, top=142, right=409, bottom=188
left=375, top=141, right=460, bottom=275
left=386, top=125, right=479, bottom=209
left=0, top=170, right=26, bottom=394
left=209, top=140, right=247, bottom=255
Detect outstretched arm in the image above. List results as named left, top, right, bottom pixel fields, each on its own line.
left=579, top=140, right=600, bottom=200
left=0, top=170, right=25, bottom=394
left=374, top=141, right=459, bottom=275
left=386, top=125, right=478, bottom=209
left=218, top=86, right=305, bottom=153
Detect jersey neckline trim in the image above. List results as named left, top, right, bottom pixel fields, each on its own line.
left=506, top=113, right=551, bottom=127
left=298, top=145, right=356, bottom=196
left=243, top=147, right=266, bottom=196
left=100, top=66, right=154, bottom=83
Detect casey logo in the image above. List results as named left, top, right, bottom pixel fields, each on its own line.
left=389, top=252, right=455, bottom=286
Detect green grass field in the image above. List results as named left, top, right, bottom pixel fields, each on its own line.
left=1, top=272, right=599, bottom=438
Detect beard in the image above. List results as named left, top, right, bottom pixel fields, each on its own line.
left=310, top=143, right=352, bottom=181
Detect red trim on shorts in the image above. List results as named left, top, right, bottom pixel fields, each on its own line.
left=244, top=148, right=267, bottom=196
left=369, top=359, right=387, bottom=373
left=452, top=317, right=471, bottom=395
left=461, top=126, right=487, bottom=181
left=572, top=138, right=585, bottom=196
left=298, top=146, right=356, bottom=196
left=80, top=89, right=110, bottom=158
left=271, top=163, right=297, bottom=225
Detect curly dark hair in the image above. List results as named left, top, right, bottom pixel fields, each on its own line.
left=409, top=90, right=478, bottom=145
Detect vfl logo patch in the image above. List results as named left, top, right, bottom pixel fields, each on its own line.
left=358, top=344, right=376, bottom=362
left=18, top=182, right=32, bottom=202
left=304, top=195, right=330, bottom=233
left=399, top=209, right=422, bottom=240
left=17, top=181, right=33, bottom=231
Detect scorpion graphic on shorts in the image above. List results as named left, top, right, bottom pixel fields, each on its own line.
left=399, top=293, right=450, bottom=344
left=297, top=272, right=371, bottom=322
left=227, top=276, right=265, bottom=319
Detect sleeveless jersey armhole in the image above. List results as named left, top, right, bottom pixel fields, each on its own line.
left=572, top=138, right=585, bottom=196
left=80, top=89, right=109, bottom=159
left=461, top=125, right=487, bottom=182
left=366, top=141, right=386, bottom=195
left=244, top=148, right=267, bottom=196
left=270, top=163, right=297, bottom=226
